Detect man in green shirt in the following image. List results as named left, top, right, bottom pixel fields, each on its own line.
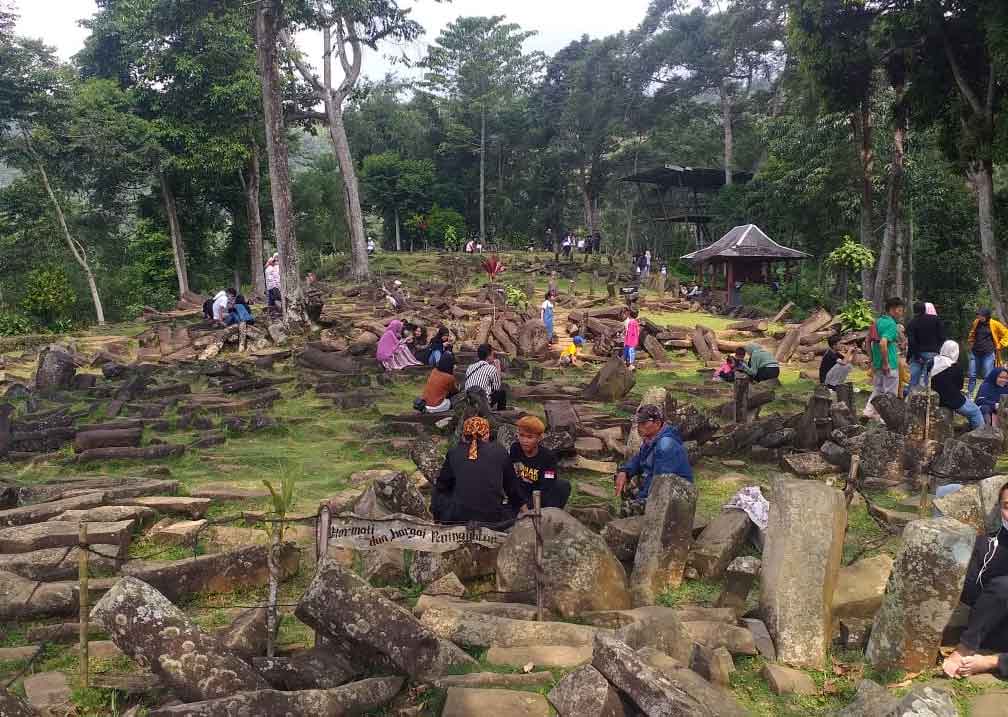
left=865, top=297, right=905, bottom=419
left=734, top=343, right=780, bottom=382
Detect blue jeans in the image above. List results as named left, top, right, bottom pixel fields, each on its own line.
left=968, top=352, right=997, bottom=397
left=957, top=398, right=984, bottom=429
left=427, top=349, right=442, bottom=367
left=624, top=346, right=636, bottom=364
left=225, top=303, right=253, bottom=325
left=907, top=352, right=937, bottom=394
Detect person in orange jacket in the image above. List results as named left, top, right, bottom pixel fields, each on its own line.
left=967, top=308, right=1008, bottom=397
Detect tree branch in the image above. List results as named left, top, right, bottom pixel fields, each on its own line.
left=285, top=109, right=328, bottom=123
left=940, top=26, right=983, bottom=116
left=335, top=18, right=362, bottom=101
left=279, top=30, right=324, bottom=97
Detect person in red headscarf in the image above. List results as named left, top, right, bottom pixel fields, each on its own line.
left=431, top=416, right=524, bottom=525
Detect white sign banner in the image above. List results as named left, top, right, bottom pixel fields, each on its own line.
left=319, top=510, right=508, bottom=554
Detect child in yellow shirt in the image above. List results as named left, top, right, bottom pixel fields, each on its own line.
left=559, top=336, right=585, bottom=366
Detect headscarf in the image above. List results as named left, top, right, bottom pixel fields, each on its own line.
left=462, top=416, right=490, bottom=460
left=376, top=319, right=403, bottom=363
left=925, top=302, right=937, bottom=316
left=436, top=352, right=456, bottom=375
left=266, top=253, right=278, bottom=266
left=930, top=340, right=960, bottom=379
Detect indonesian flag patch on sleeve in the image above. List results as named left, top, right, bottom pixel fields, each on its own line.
left=544, top=470, right=556, bottom=481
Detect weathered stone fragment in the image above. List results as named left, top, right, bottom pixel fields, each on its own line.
left=147, top=677, right=404, bottom=717
left=361, top=547, right=405, bottom=585
left=833, top=554, right=894, bottom=620
left=781, top=451, right=837, bottom=477
left=412, top=595, right=539, bottom=621
left=90, top=577, right=268, bottom=702
left=0, top=491, right=106, bottom=528
left=740, top=617, right=776, bottom=661
left=216, top=607, right=268, bottom=660
left=871, top=393, right=906, bottom=433
left=932, top=484, right=986, bottom=533
left=547, top=665, right=628, bottom=717
left=409, top=544, right=497, bottom=585
left=295, top=555, right=475, bottom=681
left=630, top=474, right=696, bottom=606
left=834, top=679, right=898, bottom=717
left=584, top=356, right=636, bottom=402
left=53, top=505, right=155, bottom=524
left=762, top=663, right=816, bottom=695
left=0, top=545, right=118, bottom=581
left=682, top=620, right=757, bottom=655
left=485, top=645, right=593, bottom=669
left=858, top=427, right=906, bottom=483
left=930, top=438, right=997, bottom=481
left=434, top=672, right=553, bottom=689
left=0, top=689, right=38, bottom=716
left=121, top=543, right=300, bottom=602
left=35, top=346, right=77, bottom=394
left=716, top=556, right=760, bottom=612
left=602, top=516, right=643, bottom=563
left=690, top=644, right=734, bottom=686
left=760, top=478, right=846, bottom=669
left=442, top=688, right=551, bottom=717
left=23, top=672, right=70, bottom=714
left=0, top=519, right=133, bottom=556
left=496, top=508, right=630, bottom=617
left=353, top=471, right=430, bottom=519
left=252, top=648, right=359, bottom=691
left=423, top=571, right=465, bottom=599
left=409, top=436, right=444, bottom=483
left=888, top=685, right=957, bottom=717
left=122, top=496, right=210, bottom=519
left=866, top=518, right=974, bottom=672
left=419, top=605, right=599, bottom=647
left=687, top=509, right=752, bottom=579
left=593, top=634, right=747, bottom=717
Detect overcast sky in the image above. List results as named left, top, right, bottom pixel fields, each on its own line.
left=13, top=0, right=654, bottom=81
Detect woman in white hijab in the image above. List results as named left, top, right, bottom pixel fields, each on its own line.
left=931, top=340, right=983, bottom=428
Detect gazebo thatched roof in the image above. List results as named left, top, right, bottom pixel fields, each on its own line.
left=681, top=224, right=809, bottom=263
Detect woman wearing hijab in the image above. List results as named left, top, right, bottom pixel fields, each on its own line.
left=424, top=326, right=452, bottom=367
left=418, top=353, right=458, bottom=414
left=264, top=253, right=281, bottom=312
left=375, top=319, right=422, bottom=371
left=975, top=367, right=1008, bottom=426
left=431, top=416, right=524, bottom=524
left=931, top=340, right=984, bottom=429
left=905, top=301, right=945, bottom=393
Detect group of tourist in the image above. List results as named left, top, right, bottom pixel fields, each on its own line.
left=714, top=344, right=781, bottom=384
left=560, top=231, right=602, bottom=258
left=842, top=298, right=1008, bottom=430
left=202, top=288, right=253, bottom=326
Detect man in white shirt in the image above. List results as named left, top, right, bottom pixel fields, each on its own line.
left=210, top=290, right=229, bottom=324
left=465, top=343, right=507, bottom=410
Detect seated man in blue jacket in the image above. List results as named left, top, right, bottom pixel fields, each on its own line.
left=615, top=404, right=693, bottom=515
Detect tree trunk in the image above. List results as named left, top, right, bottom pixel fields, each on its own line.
left=394, top=206, right=401, bottom=252
left=255, top=0, right=301, bottom=319
left=243, top=140, right=266, bottom=299
left=907, top=199, right=914, bottom=304
left=625, top=147, right=639, bottom=254
left=893, top=219, right=904, bottom=300
left=159, top=171, right=190, bottom=299
left=854, top=105, right=875, bottom=300
left=29, top=143, right=105, bottom=325
left=581, top=181, right=595, bottom=237
left=970, top=161, right=1008, bottom=320
left=326, top=111, right=369, bottom=279
left=720, top=79, right=733, bottom=186
left=872, top=86, right=907, bottom=311
left=479, top=104, right=486, bottom=245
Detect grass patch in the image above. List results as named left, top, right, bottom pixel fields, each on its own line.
left=657, top=579, right=722, bottom=607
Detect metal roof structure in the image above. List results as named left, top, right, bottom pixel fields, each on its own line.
left=681, top=224, right=809, bottom=262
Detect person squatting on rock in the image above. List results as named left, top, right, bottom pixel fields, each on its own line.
left=376, top=319, right=422, bottom=372
left=222, top=288, right=253, bottom=326
left=943, top=481, right=1008, bottom=680
left=735, top=343, right=780, bottom=383
left=930, top=340, right=984, bottom=429
left=905, top=301, right=944, bottom=393
left=465, top=343, right=507, bottom=410
left=864, top=296, right=905, bottom=420
left=975, top=367, right=1008, bottom=427
left=509, top=416, right=570, bottom=513
left=265, top=253, right=281, bottom=313
left=614, top=404, right=693, bottom=516
left=416, top=353, right=458, bottom=414
left=967, top=307, right=1008, bottom=397
left=431, top=416, right=524, bottom=525
left=559, top=335, right=584, bottom=367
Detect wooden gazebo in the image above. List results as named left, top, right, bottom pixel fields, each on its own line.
left=681, top=224, right=808, bottom=306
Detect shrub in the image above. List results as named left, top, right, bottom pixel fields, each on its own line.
left=738, top=284, right=780, bottom=314
left=21, top=267, right=75, bottom=326
left=426, top=205, right=466, bottom=248
left=0, top=311, right=35, bottom=336
left=839, top=298, right=874, bottom=332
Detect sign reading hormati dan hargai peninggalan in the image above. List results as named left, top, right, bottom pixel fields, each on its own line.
left=320, top=510, right=508, bottom=553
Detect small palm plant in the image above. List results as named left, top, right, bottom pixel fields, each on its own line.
left=261, top=472, right=296, bottom=658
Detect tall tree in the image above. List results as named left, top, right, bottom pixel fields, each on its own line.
left=359, top=152, right=434, bottom=251
left=281, top=0, right=421, bottom=281
left=422, top=16, right=543, bottom=244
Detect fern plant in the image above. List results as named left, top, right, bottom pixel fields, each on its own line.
left=839, top=298, right=875, bottom=332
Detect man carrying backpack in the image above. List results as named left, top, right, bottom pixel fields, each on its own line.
left=864, top=297, right=905, bottom=420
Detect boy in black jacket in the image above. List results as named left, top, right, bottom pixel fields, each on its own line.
left=944, top=480, right=1008, bottom=678
left=508, top=415, right=571, bottom=512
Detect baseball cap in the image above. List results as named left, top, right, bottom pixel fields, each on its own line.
left=636, top=404, right=664, bottom=423
left=573, top=336, right=585, bottom=346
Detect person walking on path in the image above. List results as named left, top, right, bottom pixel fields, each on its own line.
left=905, top=301, right=945, bottom=393
left=541, top=292, right=556, bottom=345
left=622, top=308, right=640, bottom=370
left=864, top=297, right=904, bottom=420
left=967, top=308, right=1008, bottom=397
left=930, top=340, right=984, bottom=429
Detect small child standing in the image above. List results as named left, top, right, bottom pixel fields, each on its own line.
left=622, top=308, right=640, bottom=370
left=541, top=291, right=556, bottom=345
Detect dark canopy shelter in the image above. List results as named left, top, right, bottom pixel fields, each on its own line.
left=621, top=165, right=754, bottom=249
left=681, top=224, right=808, bottom=306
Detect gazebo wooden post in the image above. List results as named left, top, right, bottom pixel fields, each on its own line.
left=726, top=260, right=735, bottom=306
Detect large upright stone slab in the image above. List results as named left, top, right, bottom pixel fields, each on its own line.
left=90, top=577, right=268, bottom=702
left=866, top=517, right=975, bottom=672
left=548, top=665, right=627, bottom=717
left=759, top=479, right=846, bottom=669
left=295, top=554, right=475, bottom=681
left=630, top=474, right=697, bottom=606
left=496, top=508, right=630, bottom=617
left=858, top=427, right=906, bottom=483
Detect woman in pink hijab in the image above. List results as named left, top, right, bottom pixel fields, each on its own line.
left=376, top=319, right=422, bottom=371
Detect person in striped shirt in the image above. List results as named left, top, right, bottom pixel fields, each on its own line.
left=465, top=343, right=507, bottom=410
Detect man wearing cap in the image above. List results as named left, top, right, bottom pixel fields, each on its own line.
left=615, top=404, right=692, bottom=514
left=509, top=416, right=571, bottom=513
left=968, top=308, right=1008, bottom=397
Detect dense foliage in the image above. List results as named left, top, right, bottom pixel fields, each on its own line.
left=0, top=0, right=1003, bottom=335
